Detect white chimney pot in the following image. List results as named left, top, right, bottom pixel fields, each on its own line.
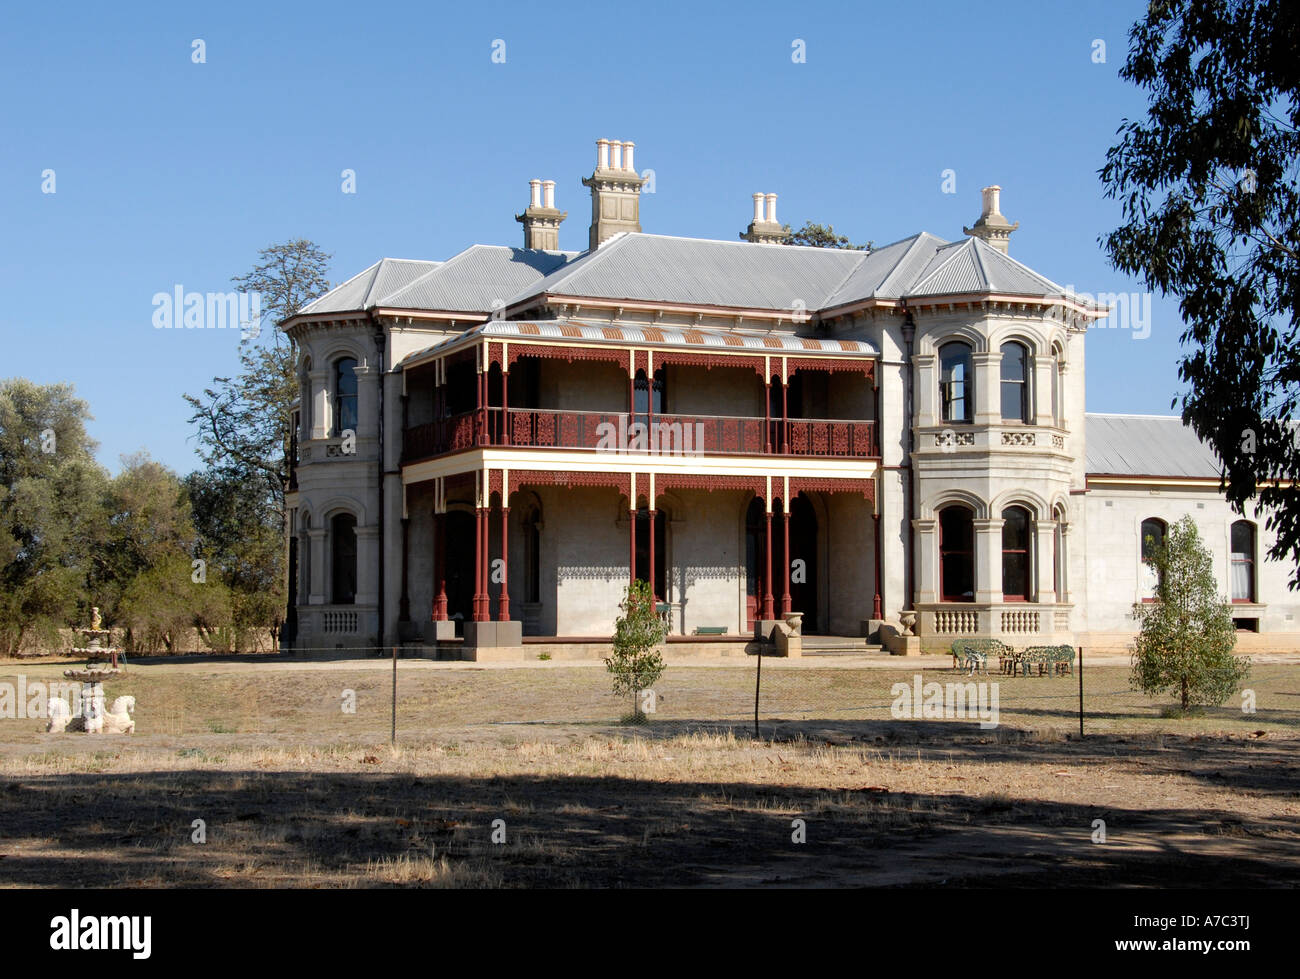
left=542, top=179, right=555, bottom=209
left=529, top=179, right=542, bottom=208
left=764, top=193, right=778, bottom=225
left=622, top=141, right=635, bottom=172
left=752, top=193, right=765, bottom=223
left=597, top=139, right=610, bottom=170
left=982, top=185, right=1001, bottom=217
left=610, top=140, right=623, bottom=170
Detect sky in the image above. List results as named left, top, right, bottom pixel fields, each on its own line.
left=1, top=0, right=1179, bottom=475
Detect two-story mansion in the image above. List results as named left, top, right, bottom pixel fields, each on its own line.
left=280, top=138, right=1300, bottom=657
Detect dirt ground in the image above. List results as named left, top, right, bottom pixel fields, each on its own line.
left=0, top=656, right=1296, bottom=887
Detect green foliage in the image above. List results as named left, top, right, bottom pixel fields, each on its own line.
left=780, top=221, right=872, bottom=251
left=1130, top=516, right=1250, bottom=711
left=604, top=579, right=667, bottom=721
left=183, top=239, right=332, bottom=640
left=117, top=553, right=233, bottom=654
left=0, top=379, right=107, bottom=656
left=1101, top=0, right=1300, bottom=585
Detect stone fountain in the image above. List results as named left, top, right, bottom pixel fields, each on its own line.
left=60, top=607, right=127, bottom=734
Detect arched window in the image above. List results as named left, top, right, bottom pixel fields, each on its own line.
left=1001, top=506, right=1032, bottom=601
left=939, top=505, right=975, bottom=602
left=1000, top=341, right=1030, bottom=423
left=1140, top=518, right=1167, bottom=597
left=939, top=342, right=973, bottom=424
left=334, top=358, right=358, bottom=436
left=1231, top=520, right=1256, bottom=603
left=331, top=513, right=357, bottom=605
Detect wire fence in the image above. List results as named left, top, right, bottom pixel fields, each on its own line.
left=7, top=644, right=1293, bottom=742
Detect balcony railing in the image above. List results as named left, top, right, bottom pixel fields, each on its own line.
left=403, top=408, right=878, bottom=462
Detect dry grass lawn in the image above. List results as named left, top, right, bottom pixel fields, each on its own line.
left=0, top=657, right=1296, bottom=887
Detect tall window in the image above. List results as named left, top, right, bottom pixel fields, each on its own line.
left=939, top=505, right=975, bottom=602
left=523, top=507, right=542, bottom=604
left=1000, top=341, right=1029, bottom=423
left=939, top=342, right=973, bottom=424
left=334, top=358, right=358, bottom=436
left=331, top=513, right=357, bottom=604
left=1001, top=506, right=1032, bottom=601
left=1140, top=518, right=1167, bottom=597
left=1231, top=520, right=1256, bottom=603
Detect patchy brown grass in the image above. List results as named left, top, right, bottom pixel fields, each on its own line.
left=0, top=660, right=1297, bottom=887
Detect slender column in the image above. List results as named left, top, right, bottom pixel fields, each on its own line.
left=873, top=507, right=884, bottom=620
left=764, top=377, right=772, bottom=453
left=780, top=501, right=791, bottom=615
left=648, top=508, right=657, bottom=601
left=763, top=508, right=775, bottom=619
left=501, top=366, right=510, bottom=445
left=781, top=378, right=789, bottom=453
left=648, top=365, right=655, bottom=451
left=629, top=506, right=637, bottom=585
left=433, top=512, right=448, bottom=620
left=399, top=517, right=411, bottom=621
left=472, top=505, right=485, bottom=621
left=498, top=505, right=511, bottom=620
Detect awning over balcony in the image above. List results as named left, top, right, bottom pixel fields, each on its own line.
left=398, top=318, right=879, bottom=374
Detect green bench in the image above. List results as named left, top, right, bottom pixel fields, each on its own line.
left=950, top=638, right=1008, bottom=675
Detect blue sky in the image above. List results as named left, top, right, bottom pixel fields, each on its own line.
left=2, top=0, right=1175, bottom=474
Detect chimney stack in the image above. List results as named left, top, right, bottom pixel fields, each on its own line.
left=740, top=191, right=787, bottom=244
left=516, top=178, right=567, bottom=250
left=582, top=137, right=646, bottom=249
left=963, top=184, right=1019, bottom=255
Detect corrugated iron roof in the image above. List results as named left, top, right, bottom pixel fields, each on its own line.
left=397, top=318, right=879, bottom=369
left=1085, top=413, right=1223, bottom=478
left=506, top=233, right=867, bottom=311
left=292, top=230, right=1102, bottom=325
left=298, top=258, right=441, bottom=316
left=379, top=245, right=574, bottom=313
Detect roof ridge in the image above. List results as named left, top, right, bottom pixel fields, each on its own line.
left=298, top=260, right=381, bottom=316
left=876, top=232, right=939, bottom=297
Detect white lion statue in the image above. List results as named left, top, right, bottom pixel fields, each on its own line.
left=102, top=696, right=135, bottom=735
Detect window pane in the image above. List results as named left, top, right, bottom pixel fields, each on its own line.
left=1001, top=507, right=1029, bottom=548
left=1001, top=382, right=1025, bottom=422
left=1002, top=553, right=1029, bottom=599
left=939, top=344, right=972, bottom=423
left=336, top=358, right=358, bottom=435
left=1231, top=520, right=1253, bottom=557
left=1000, top=343, right=1025, bottom=382
left=939, top=506, right=975, bottom=601
left=1140, top=519, right=1165, bottom=560
left=331, top=514, right=357, bottom=605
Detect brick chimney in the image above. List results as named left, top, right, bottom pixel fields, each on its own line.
left=581, top=139, right=645, bottom=249
left=516, top=178, right=567, bottom=250
left=963, top=185, right=1019, bottom=255
left=740, top=192, right=786, bottom=243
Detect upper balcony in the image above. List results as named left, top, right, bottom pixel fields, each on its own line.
left=404, top=407, right=878, bottom=462
left=397, top=320, right=881, bottom=467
